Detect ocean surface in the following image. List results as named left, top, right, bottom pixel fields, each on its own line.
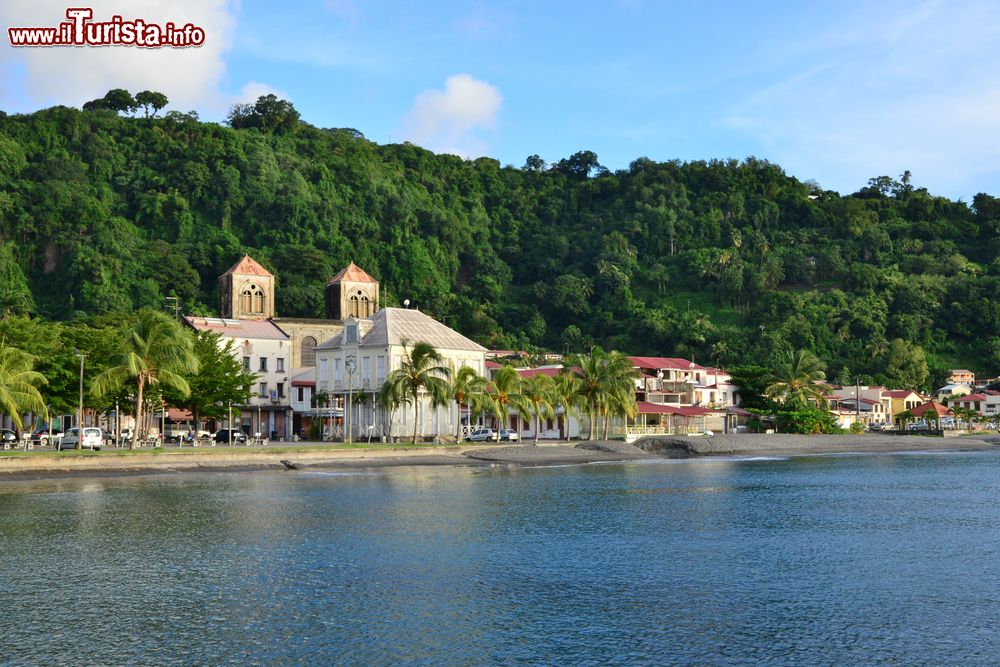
left=2, top=450, right=1000, bottom=665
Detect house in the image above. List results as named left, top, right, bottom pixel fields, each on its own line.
left=315, top=308, right=487, bottom=441
left=289, top=367, right=316, bottom=437
left=937, top=384, right=972, bottom=402
left=952, top=392, right=1000, bottom=418
left=883, top=390, right=924, bottom=420
left=909, top=401, right=954, bottom=422
left=628, top=356, right=711, bottom=407
left=948, top=369, right=975, bottom=386
left=184, top=316, right=292, bottom=438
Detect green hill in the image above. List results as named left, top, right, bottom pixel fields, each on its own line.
left=2, top=99, right=999, bottom=387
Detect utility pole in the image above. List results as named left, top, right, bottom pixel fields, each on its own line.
left=74, top=348, right=86, bottom=450
left=164, top=296, right=181, bottom=320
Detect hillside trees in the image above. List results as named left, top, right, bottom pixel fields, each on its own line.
left=0, top=101, right=997, bottom=376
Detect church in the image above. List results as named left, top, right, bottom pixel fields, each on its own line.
left=184, top=255, right=382, bottom=438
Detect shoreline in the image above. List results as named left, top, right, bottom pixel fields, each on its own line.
left=1, top=434, right=999, bottom=482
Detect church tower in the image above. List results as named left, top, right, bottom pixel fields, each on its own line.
left=220, top=255, right=275, bottom=320
left=325, top=262, right=380, bottom=320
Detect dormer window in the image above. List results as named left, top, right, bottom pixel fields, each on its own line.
left=345, top=323, right=358, bottom=344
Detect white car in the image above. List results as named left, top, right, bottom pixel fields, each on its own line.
left=465, top=428, right=497, bottom=442
left=498, top=429, right=519, bottom=442
left=58, top=427, right=104, bottom=451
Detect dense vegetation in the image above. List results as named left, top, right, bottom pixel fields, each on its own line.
left=2, top=93, right=999, bottom=393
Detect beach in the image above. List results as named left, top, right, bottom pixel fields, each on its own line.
left=2, top=433, right=998, bottom=480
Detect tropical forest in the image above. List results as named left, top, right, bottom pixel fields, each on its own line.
left=2, top=89, right=1000, bottom=415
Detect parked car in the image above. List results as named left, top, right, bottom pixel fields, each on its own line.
left=57, top=427, right=104, bottom=451
left=118, top=428, right=134, bottom=445
left=1, top=429, right=18, bottom=447
left=31, top=428, right=63, bottom=447
left=868, top=422, right=894, bottom=432
left=907, top=420, right=929, bottom=431
left=214, top=429, right=247, bottom=444
left=498, top=429, right=519, bottom=442
left=465, top=428, right=497, bottom=442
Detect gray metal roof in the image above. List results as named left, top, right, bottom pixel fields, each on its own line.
left=317, top=308, right=486, bottom=352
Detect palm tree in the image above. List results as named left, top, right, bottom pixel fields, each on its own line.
left=90, top=309, right=198, bottom=448
left=895, top=409, right=914, bottom=431
left=448, top=365, right=487, bottom=439
left=0, top=343, right=47, bottom=433
left=377, top=341, right=451, bottom=444
left=764, top=349, right=831, bottom=408
left=482, top=366, right=532, bottom=440
left=599, top=352, right=639, bottom=439
left=553, top=371, right=582, bottom=440
left=522, top=374, right=557, bottom=445
left=572, top=347, right=637, bottom=440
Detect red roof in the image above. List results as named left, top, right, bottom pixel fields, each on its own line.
left=485, top=360, right=502, bottom=369
left=328, top=262, right=377, bottom=284
left=628, top=356, right=709, bottom=371
left=958, top=393, right=988, bottom=402
left=636, top=401, right=711, bottom=416
left=911, top=401, right=954, bottom=417
left=223, top=254, right=273, bottom=277
left=884, top=390, right=918, bottom=398
left=166, top=408, right=193, bottom=421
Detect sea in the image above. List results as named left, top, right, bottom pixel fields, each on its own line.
left=2, top=449, right=999, bottom=665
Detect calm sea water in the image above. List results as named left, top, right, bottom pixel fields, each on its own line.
left=2, top=450, right=1000, bottom=665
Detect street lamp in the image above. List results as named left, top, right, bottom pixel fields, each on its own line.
left=228, top=400, right=233, bottom=446
left=73, top=348, right=86, bottom=450
left=345, top=354, right=357, bottom=443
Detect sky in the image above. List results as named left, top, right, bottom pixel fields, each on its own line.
left=1, top=0, right=998, bottom=200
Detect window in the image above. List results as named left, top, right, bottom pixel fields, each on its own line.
left=300, top=337, right=317, bottom=367
left=377, top=355, right=386, bottom=381
left=319, top=358, right=328, bottom=383
left=334, top=358, right=343, bottom=382
left=277, top=358, right=285, bottom=372
left=241, top=283, right=266, bottom=314
left=277, top=382, right=285, bottom=398
left=259, top=357, right=268, bottom=372
left=345, top=323, right=357, bottom=344
left=243, top=356, right=251, bottom=370
left=297, top=387, right=305, bottom=402
left=259, top=382, right=268, bottom=397
left=362, top=356, right=371, bottom=381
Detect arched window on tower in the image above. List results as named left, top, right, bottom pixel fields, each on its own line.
left=252, top=285, right=265, bottom=314
left=349, top=295, right=360, bottom=318
left=360, top=295, right=370, bottom=317
left=240, top=287, right=253, bottom=314
left=301, top=336, right=317, bottom=367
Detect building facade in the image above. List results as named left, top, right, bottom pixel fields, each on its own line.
left=315, top=308, right=487, bottom=441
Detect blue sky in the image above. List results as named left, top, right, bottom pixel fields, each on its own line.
left=2, top=0, right=999, bottom=200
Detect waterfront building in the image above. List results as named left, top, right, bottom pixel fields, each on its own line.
left=314, top=308, right=487, bottom=441
left=884, top=390, right=924, bottom=420
left=952, top=391, right=1000, bottom=419
left=184, top=255, right=382, bottom=439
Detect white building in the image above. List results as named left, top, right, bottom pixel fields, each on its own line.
left=315, top=308, right=487, bottom=441
left=183, top=316, right=292, bottom=438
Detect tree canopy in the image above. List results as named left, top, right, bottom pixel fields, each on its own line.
left=1, top=99, right=998, bottom=386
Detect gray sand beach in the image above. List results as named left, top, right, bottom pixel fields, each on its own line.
left=2, top=433, right=999, bottom=480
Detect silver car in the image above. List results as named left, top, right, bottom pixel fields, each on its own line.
left=58, top=427, right=104, bottom=451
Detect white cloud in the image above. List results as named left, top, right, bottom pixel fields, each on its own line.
left=722, top=0, right=1000, bottom=197
left=400, top=74, right=502, bottom=158
left=0, top=0, right=277, bottom=119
